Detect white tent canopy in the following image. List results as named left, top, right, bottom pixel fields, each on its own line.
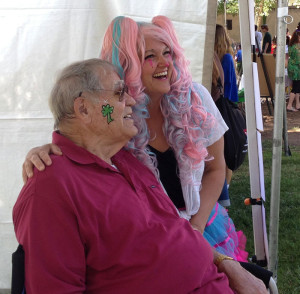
left=0, top=0, right=217, bottom=289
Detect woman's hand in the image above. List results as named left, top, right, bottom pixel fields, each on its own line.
left=22, top=144, right=62, bottom=183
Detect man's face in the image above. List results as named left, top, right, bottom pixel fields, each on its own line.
left=88, top=70, right=138, bottom=144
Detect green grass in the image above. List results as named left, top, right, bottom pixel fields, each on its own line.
left=228, top=140, right=300, bottom=294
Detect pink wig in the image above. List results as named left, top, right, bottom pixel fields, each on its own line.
left=142, top=16, right=217, bottom=185
left=100, top=16, right=157, bottom=177
left=100, top=15, right=217, bottom=185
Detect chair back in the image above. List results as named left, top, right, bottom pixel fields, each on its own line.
left=11, top=245, right=26, bottom=294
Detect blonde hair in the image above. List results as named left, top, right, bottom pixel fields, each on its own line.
left=214, top=24, right=234, bottom=61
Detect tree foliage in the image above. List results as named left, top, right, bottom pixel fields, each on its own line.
left=217, top=0, right=277, bottom=16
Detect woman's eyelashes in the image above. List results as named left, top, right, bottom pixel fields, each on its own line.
left=145, top=54, right=155, bottom=60
left=144, top=51, right=171, bottom=62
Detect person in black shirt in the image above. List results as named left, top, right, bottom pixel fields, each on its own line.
left=261, top=24, right=272, bottom=53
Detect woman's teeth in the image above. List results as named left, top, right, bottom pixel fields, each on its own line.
left=153, top=71, right=167, bottom=78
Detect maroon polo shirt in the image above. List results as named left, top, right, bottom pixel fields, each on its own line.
left=13, top=131, right=234, bottom=294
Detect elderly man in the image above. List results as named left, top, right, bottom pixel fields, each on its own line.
left=13, top=59, right=267, bottom=294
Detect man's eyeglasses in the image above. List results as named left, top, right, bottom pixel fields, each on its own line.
left=78, top=81, right=129, bottom=102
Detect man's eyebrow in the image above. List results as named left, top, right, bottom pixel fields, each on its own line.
left=112, top=80, right=124, bottom=90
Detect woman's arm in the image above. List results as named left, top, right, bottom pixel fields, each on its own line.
left=22, top=144, right=62, bottom=183
left=189, top=137, right=225, bottom=233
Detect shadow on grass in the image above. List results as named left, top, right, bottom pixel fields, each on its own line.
left=228, top=140, right=300, bottom=293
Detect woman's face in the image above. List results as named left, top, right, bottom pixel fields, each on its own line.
left=141, top=36, right=174, bottom=99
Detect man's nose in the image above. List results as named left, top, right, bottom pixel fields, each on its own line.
left=124, top=92, right=136, bottom=106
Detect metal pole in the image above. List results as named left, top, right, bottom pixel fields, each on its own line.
left=268, top=0, right=289, bottom=280
left=282, top=103, right=291, bottom=156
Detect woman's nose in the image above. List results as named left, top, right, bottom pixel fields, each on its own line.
left=158, top=55, right=169, bottom=67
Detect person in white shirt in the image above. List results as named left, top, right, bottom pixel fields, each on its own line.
left=255, top=25, right=262, bottom=53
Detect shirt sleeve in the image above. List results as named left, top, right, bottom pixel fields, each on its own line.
left=13, top=172, right=86, bottom=294
left=193, top=83, right=228, bottom=147
left=221, top=54, right=238, bottom=102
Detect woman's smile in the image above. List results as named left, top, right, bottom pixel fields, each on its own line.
left=141, top=37, right=173, bottom=98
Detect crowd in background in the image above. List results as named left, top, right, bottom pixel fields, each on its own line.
left=228, top=22, right=300, bottom=113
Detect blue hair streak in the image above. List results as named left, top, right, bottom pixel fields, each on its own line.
left=112, top=16, right=125, bottom=79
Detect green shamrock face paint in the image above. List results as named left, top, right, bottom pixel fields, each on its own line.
left=102, top=104, right=114, bottom=124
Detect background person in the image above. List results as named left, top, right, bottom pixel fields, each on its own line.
left=285, top=35, right=292, bottom=95
left=235, top=43, right=243, bottom=77
left=214, top=24, right=240, bottom=192
left=211, top=52, right=230, bottom=208
left=261, top=24, right=272, bottom=54
left=214, top=24, right=238, bottom=104
left=271, top=35, right=277, bottom=55
left=255, top=25, right=262, bottom=53
left=286, top=30, right=300, bottom=112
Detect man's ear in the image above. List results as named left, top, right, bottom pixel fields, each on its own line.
left=74, top=98, right=92, bottom=123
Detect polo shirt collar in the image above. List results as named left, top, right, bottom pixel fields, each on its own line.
left=52, top=131, right=122, bottom=170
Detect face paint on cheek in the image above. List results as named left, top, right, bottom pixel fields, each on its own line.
left=147, top=59, right=154, bottom=68
left=101, top=104, right=114, bottom=124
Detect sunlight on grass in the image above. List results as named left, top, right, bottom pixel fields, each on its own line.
left=228, top=141, right=300, bottom=293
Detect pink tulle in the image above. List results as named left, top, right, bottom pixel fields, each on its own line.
left=235, top=231, right=248, bottom=262
left=204, top=203, right=248, bottom=262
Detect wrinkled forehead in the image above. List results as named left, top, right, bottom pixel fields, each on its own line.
left=97, top=67, right=123, bottom=89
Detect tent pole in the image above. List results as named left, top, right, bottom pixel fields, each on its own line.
left=282, top=103, right=291, bottom=156
left=238, top=0, right=268, bottom=264
left=268, top=0, right=289, bottom=280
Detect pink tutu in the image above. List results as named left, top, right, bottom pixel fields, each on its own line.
left=203, top=202, right=248, bottom=262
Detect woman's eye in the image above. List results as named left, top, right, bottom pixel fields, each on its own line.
left=164, top=51, right=171, bottom=56
left=145, top=54, right=155, bottom=60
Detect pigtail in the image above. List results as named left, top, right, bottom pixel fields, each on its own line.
left=100, top=16, right=159, bottom=178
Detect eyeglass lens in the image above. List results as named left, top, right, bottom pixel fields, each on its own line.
left=119, top=85, right=128, bottom=102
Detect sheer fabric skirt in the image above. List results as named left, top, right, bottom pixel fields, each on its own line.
left=203, top=202, right=248, bottom=262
